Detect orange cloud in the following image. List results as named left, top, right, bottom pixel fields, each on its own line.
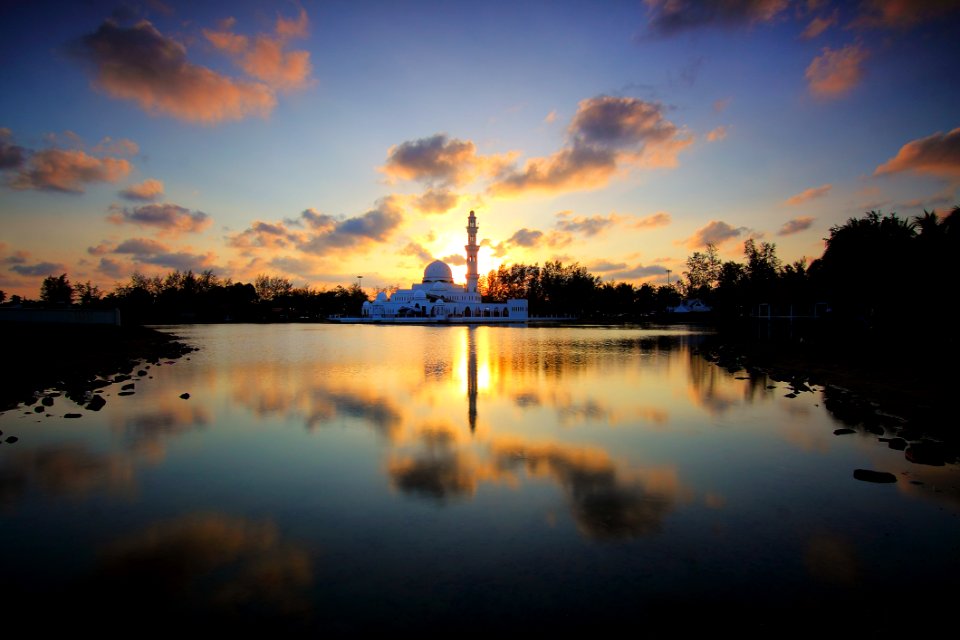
left=778, top=216, right=815, bottom=236
left=874, top=127, right=960, bottom=178
left=413, top=188, right=459, bottom=214
left=801, top=11, right=837, bottom=38
left=119, top=178, right=164, bottom=201
left=382, top=134, right=511, bottom=187
left=204, top=9, right=312, bottom=91
left=706, top=125, right=728, bottom=142
left=490, top=96, right=691, bottom=196
left=9, top=148, right=131, bottom=193
left=632, top=211, right=672, bottom=228
left=685, top=220, right=747, bottom=248
left=805, top=44, right=868, bottom=99
left=108, top=202, right=211, bottom=235
left=785, top=183, right=832, bottom=205
left=852, top=0, right=960, bottom=29
left=93, top=137, right=139, bottom=155
left=642, top=0, right=789, bottom=35
left=76, top=20, right=276, bottom=123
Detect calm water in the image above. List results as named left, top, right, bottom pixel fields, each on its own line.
left=1, top=324, right=958, bottom=632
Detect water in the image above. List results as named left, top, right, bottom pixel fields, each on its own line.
left=1, top=324, right=957, bottom=632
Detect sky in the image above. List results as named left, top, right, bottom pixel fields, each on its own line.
left=1, top=0, right=959, bottom=298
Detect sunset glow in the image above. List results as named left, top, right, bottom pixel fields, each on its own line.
left=2, top=1, right=958, bottom=298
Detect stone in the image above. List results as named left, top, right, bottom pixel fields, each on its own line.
left=833, top=428, right=855, bottom=435
left=906, top=442, right=946, bottom=466
left=853, top=469, right=897, bottom=483
left=137, top=370, right=148, bottom=377
left=86, top=395, right=107, bottom=411
left=118, top=391, right=135, bottom=396
left=121, top=383, right=135, bottom=391
left=41, top=396, right=55, bottom=406
left=34, top=406, right=44, bottom=413
left=179, top=392, right=190, bottom=399
left=5, top=436, right=18, bottom=443
left=886, top=438, right=907, bottom=451
left=64, top=413, right=82, bottom=419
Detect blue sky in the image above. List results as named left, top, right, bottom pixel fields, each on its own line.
left=2, top=0, right=958, bottom=297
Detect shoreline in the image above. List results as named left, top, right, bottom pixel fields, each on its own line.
left=0, top=323, right=195, bottom=411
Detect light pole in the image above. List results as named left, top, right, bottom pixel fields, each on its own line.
left=665, top=269, right=671, bottom=286
left=356, top=275, right=363, bottom=290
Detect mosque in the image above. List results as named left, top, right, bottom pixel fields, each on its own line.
left=356, top=210, right=529, bottom=323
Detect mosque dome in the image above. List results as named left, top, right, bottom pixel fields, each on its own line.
left=414, top=289, right=427, bottom=300
left=423, top=260, right=453, bottom=284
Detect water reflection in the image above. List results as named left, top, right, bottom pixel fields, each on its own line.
left=1, top=324, right=958, bottom=632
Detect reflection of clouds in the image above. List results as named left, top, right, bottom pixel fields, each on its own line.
left=388, top=423, right=501, bottom=501
left=804, top=533, right=859, bottom=585
left=303, top=389, right=403, bottom=437
left=491, top=439, right=687, bottom=539
left=0, top=445, right=135, bottom=506
left=96, top=513, right=313, bottom=619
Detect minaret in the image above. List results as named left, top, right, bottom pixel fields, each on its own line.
left=465, top=209, right=479, bottom=294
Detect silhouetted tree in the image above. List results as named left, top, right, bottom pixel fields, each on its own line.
left=40, top=274, right=73, bottom=306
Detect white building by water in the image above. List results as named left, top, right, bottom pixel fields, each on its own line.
left=356, top=210, right=528, bottom=323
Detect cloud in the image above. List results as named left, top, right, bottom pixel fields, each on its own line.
left=785, top=183, right=832, bottom=205
left=555, top=211, right=618, bottom=236
left=441, top=254, right=466, bottom=266
left=93, top=137, right=139, bottom=155
left=610, top=264, right=669, bottom=280
left=805, top=44, right=868, bottom=99
left=642, top=0, right=789, bottom=36
left=299, top=197, right=405, bottom=254
left=8, top=148, right=131, bottom=193
left=96, top=257, right=127, bottom=278
left=139, top=250, right=218, bottom=272
left=801, top=11, right=837, bottom=38
left=490, top=96, right=691, bottom=196
left=74, top=20, right=276, bottom=123
left=413, top=188, right=458, bottom=214
left=706, top=126, right=728, bottom=142
left=113, top=237, right=170, bottom=255
left=204, top=9, right=312, bottom=91
left=119, top=178, right=164, bottom=201
left=713, top=97, right=731, bottom=113
left=2, top=249, right=29, bottom=265
left=632, top=211, right=671, bottom=228
left=401, top=242, right=433, bottom=263
left=10, top=261, right=68, bottom=276
left=778, top=217, right=815, bottom=236
left=228, top=219, right=299, bottom=251
left=544, top=110, right=558, bottom=124
left=0, top=128, right=27, bottom=169
left=382, top=134, right=508, bottom=187
left=587, top=260, right=628, bottom=272
left=852, top=0, right=960, bottom=29
left=685, top=220, right=746, bottom=248
left=874, top=128, right=960, bottom=178
left=507, top=228, right=544, bottom=247
left=108, top=202, right=212, bottom=235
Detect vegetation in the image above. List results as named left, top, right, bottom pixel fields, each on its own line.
left=4, top=207, right=956, bottom=330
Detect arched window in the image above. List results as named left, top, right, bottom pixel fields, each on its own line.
left=464, top=307, right=472, bottom=317
left=503, top=307, right=509, bottom=317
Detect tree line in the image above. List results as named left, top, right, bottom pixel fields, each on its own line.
left=2, top=206, right=955, bottom=330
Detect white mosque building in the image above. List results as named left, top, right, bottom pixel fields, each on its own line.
left=356, top=210, right=528, bottom=323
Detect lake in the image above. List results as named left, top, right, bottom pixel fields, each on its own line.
left=1, top=323, right=957, bottom=632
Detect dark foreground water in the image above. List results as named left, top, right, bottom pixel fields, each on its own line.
left=1, top=324, right=957, bottom=632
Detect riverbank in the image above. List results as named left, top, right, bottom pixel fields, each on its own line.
left=698, top=329, right=953, bottom=435
left=0, top=323, right=194, bottom=410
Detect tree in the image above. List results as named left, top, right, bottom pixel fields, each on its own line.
left=683, top=243, right=721, bottom=297
left=74, top=281, right=103, bottom=306
left=254, top=274, right=293, bottom=301
left=40, top=273, right=74, bottom=305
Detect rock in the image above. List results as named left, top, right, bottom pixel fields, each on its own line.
left=121, top=383, right=135, bottom=391
left=113, top=374, right=131, bottom=383
left=86, top=395, right=107, bottom=411
left=41, top=396, right=54, bottom=406
left=833, top=428, right=855, bottom=435
left=137, top=370, right=148, bottom=377
left=906, top=442, right=946, bottom=466
left=179, top=392, right=190, bottom=399
left=853, top=469, right=897, bottom=483
left=64, top=413, right=82, bottom=419
left=5, top=436, right=18, bottom=443
left=784, top=393, right=797, bottom=399
left=766, top=385, right=777, bottom=390
left=118, top=391, right=135, bottom=396
left=34, top=406, right=44, bottom=413
left=886, top=438, right=907, bottom=451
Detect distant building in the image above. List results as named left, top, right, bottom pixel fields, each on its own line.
left=357, top=210, right=528, bottom=323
